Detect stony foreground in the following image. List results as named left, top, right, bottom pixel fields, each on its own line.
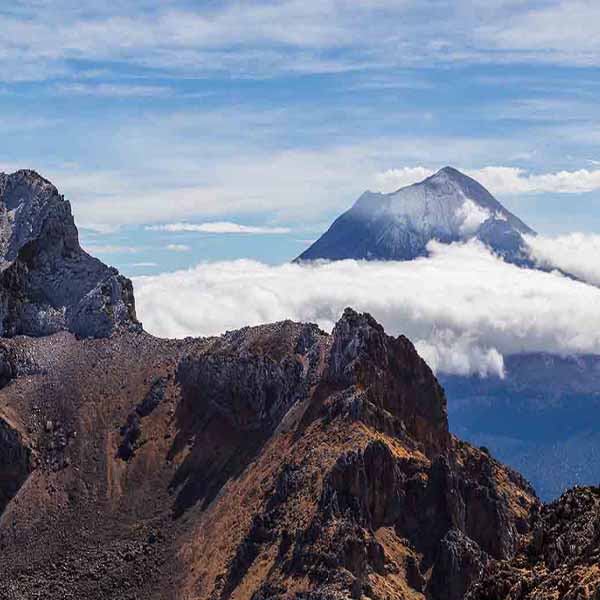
left=0, top=308, right=539, bottom=599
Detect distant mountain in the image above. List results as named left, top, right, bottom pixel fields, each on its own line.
left=441, top=352, right=600, bottom=501
left=297, top=166, right=535, bottom=264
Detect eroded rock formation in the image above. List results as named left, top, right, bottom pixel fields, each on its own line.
left=0, top=307, right=540, bottom=600
left=0, top=170, right=139, bottom=338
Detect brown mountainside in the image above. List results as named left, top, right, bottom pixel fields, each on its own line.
left=1, top=308, right=537, bottom=600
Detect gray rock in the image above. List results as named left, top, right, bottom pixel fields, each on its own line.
left=0, top=170, right=140, bottom=338
left=429, top=529, right=487, bottom=600
left=0, top=416, right=32, bottom=513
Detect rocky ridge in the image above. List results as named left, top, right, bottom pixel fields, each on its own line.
left=0, top=170, right=139, bottom=338
left=0, top=307, right=539, bottom=600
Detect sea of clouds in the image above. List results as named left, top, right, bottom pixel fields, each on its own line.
left=134, top=235, right=600, bottom=377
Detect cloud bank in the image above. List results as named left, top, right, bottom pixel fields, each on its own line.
left=134, top=240, right=600, bottom=377
left=375, top=166, right=600, bottom=195
left=526, top=233, right=600, bottom=287
left=146, top=222, right=291, bottom=234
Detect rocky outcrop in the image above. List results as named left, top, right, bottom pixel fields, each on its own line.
left=0, top=417, right=32, bottom=513
left=327, top=308, right=449, bottom=453
left=429, top=529, right=487, bottom=600
left=0, top=309, right=539, bottom=600
left=117, top=376, right=168, bottom=460
left=177, top=321, right=326, bottom=432
left=467, top=486, right=600, bottom=599
left=0, top=170, right=139, bottom=338
left=171, top=309, right=535, bottom=600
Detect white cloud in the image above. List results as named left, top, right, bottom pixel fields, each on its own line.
left=54, top=83, right=173, bottom=98
left=374, top=165, right=600, bottom=195
left=456, top=198, right=491, bottom=235
left=525, top=233, right=600, bottom=287
left=3, top=1, right=600, bottom=85
left=478, top=1, right=600, bottom=67
left=374, top=167, right=434, bottom=191
left=415, top=332, right=505, bottom=379
left=129, top=262, right=159, bottom=268
left=79, top=223, right=122, bottom=234
left=147, top=222, right=291, bottom=234
left=47, top=133, right=531, bottom=229
left=166, top=243, right=191, bottom=252
left=82, top=244, right=140, bottom=254
left=133, top=240, right=600, bottom=377
left=469, top=166, right=600, bottom=195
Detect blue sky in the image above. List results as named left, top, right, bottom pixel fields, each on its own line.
left=3, top=0, right=600, bottom=274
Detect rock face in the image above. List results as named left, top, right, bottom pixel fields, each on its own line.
left=0, top=308, right=538, bottom=600
left=0, top=416, right=32, bottom=514
left=467, top=486, right=600, bottom=599
left=296, top=166, right=535, bottom=264
left=0, top=170, right=139, bottom=338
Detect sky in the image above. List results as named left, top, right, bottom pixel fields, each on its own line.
left=2, top=1, right=600, bottom=274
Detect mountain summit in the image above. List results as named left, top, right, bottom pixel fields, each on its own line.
left=296, top=166, right=535, bottom=264
left=0, top=170, right=139, bottom=338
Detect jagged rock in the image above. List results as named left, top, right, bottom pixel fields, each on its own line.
left=117, top=376, right=168, bottom=460
left=327, top=307, right=449, bottom=452
left=0, top=170, right=140, bottom=338
left=429, top=529, right=487, bottom=600
left=467, top=486, right=600, bottom=599
left=0, top=341, right=17, bottom=388
left=0, top=417, right=32, bottom=513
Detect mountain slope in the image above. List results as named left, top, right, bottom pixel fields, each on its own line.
left=297, top=167, right=535, bottom=264
left=442, top=353, right=600, bottom=501
left=0, top=170, right=139, bottom=338
left=0, top=308, right=537, bottom=600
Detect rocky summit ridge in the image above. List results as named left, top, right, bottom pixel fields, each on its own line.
left=0, top=171, right=597, bottom=600
left=296, top=166, right=535, bottom=264
left=0, top=169, right=139, bottom=338
left=0, top=307, right=538, bottom=600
